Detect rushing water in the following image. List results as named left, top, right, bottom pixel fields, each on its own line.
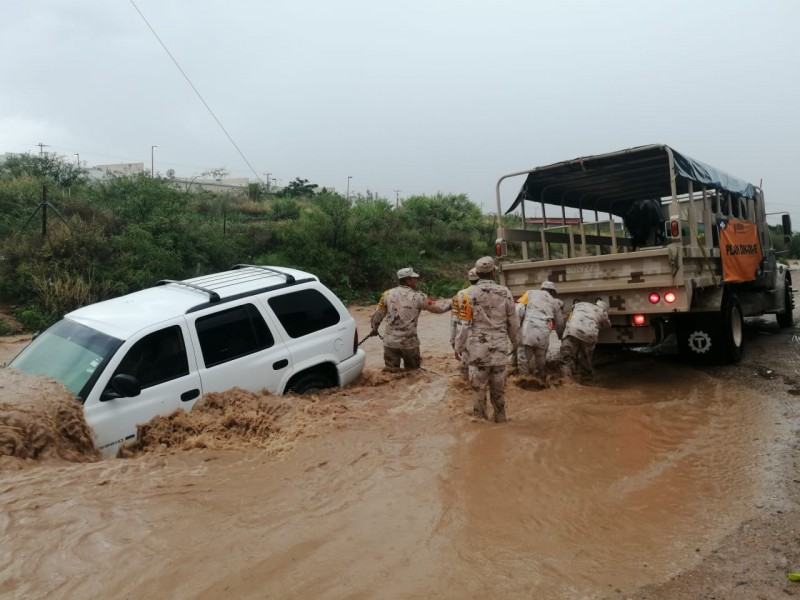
left=0, top=308, right=786, bottom=599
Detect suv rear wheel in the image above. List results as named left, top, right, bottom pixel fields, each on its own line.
left=287, top=372, right=335, bottom=395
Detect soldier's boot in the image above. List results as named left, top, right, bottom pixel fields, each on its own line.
left=490, top=391, right=507, bottom=423
left=473, top=396, right=488, bottom=420
left=560, top=359, right=573, bottom=379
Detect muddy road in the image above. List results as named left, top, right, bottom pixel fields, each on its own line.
left=1, top=306, right=799, bottom=599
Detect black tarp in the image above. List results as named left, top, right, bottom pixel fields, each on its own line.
left=505, top=144, right=757, bottom=215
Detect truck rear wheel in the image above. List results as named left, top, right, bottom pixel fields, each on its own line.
left=676, top=293, right=743, bottom=365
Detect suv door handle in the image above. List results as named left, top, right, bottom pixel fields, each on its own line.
left=181, top=389, right=200, bottom=402
left=273, top=359, right=288, bottom=370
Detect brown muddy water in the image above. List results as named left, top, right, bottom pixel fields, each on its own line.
left=0, top=307, right=786, bottom=599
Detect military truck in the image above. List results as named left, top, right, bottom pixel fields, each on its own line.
left=493, top=144, right=794, bottom=363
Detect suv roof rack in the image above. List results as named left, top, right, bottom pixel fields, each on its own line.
left=232, top=264, right=296, bottom=284
left=155, top=279, right=221, bottom=303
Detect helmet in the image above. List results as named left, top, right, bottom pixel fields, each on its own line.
left=541, top=281, right=557, bottom=292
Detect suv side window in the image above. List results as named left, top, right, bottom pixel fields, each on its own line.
left=113, top=325, right=189, bottom=389
left=196, top=303, right=274, bottom=368
left=268, top=288, right=341, bottom=338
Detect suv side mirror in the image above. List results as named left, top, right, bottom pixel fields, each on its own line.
left=782, top=214, right=792, bottom=236
left=100, top=374, right=142, bottom=402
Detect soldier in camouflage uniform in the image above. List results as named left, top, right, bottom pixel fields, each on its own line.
left=370, top=267, right=451, bottom=371
left=560, top=299, right=611, bottom=382
left=517, top=280, right=565, bottom=379
left=509, top=300, right=526, bottom=375
left=454, top=257, right=520, bottom=422
left=450, top=268, right=479, bottom=381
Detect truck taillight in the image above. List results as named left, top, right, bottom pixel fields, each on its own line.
left=670, top=220, right=680, bottom=237
left=664, top=291, right=676, bottom=303
left=632, top=314, right=646, bottom=326
left=648, top=292, right=660, bottom=304
left=495, top=239, right=507, bottom=258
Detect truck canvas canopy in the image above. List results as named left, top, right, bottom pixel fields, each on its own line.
left=505, top=144, right=757, bottom=216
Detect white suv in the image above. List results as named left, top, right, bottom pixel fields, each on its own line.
left=7, top=265, right=366, bottom=456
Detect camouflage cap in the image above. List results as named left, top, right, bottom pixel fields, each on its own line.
left=467, top=268, right=479, bottom=282
left=474, top=256, right=496, bottom=274
left=541, top=281, right=557, bottom=292
left=397, top=267, right=420, bottom=280
left=596, top=299, right=609, bottom=312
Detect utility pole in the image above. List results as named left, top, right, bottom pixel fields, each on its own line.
left=74, top=153, right=80, bottom=167
left=151, top=145, right=157, bottom=177
left=36, top=142, right=49, bottom=156
left=346, top=176, right=352, bottom=200
left=394, top=189, right=401, bottom=208
left=19, top=184, right=68, bottom=238
left=41, top=185, right=48, bottom=237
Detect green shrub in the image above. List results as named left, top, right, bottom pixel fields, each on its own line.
left=0, top=319, right=14, bottom=336
left=0, top=167, right=495, bottom=312
left=14, top=305, right=56, bottom=331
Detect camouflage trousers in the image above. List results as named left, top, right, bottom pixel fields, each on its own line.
left=458, top=348, right=470, bottom=381
left=469, top=364, right=508, bottom=422
left=518, top=344, right=547, bottom=378
left=383, top=345, right=421, bottom=371
left=559, top=335, right=596, bottom=381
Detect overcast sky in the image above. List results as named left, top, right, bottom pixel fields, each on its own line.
left=1, top=1, right=798, bottom=223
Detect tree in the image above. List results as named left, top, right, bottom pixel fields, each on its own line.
left=201, top=167, right=229, bottom=181
left=282, top=178, right=319, bottom=198
left=0, top=153, right=87, bottom=188
left=789, top=232, right=800, bottom=259
left=398, top=193, right=483, bottom=251
left=768, top=224, right=789, bottom=254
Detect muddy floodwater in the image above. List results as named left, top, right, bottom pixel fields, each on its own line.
left=1, top=306, right=799, bottom=599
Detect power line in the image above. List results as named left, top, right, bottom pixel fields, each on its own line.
left=128, top=0, right=264, bottom=185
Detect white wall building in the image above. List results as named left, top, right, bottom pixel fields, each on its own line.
left=169, top=175, right=250, bottom=195
left=87, top=163, right=144, bottom=179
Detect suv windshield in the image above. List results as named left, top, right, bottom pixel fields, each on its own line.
left=8, top=319, right=122, bottom=402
